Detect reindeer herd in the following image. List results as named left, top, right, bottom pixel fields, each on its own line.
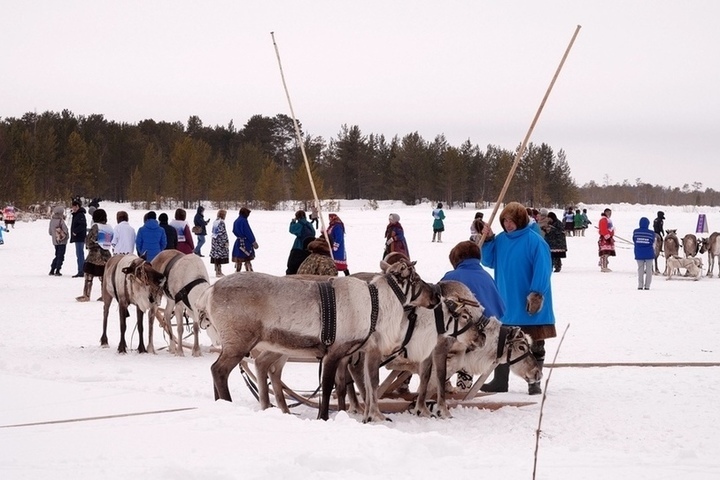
left=96, top=254, right=540, bottom=422
left=655, top=229, right=720, bottom=279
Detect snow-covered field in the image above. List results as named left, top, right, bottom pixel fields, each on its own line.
left=1, top=200, right=719, bottom=479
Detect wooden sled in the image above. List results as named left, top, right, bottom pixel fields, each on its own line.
left=239, top=357, right=536, bottom=414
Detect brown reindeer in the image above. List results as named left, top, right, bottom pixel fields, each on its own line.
left=699, top=232, right=720, bottom=277
left=653, top=233, right=663, bottom=274
left=101, top=255, right=166, bottom=354
left=682, top=234, right=700, bottom=258
left=663, top=230, right=680, bottom=276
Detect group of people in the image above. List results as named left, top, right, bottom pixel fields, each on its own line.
left=45, top=201, right=263, bottom=301
left=285, top=209, right=349, bottom=277
left=563, top=207, right=591, bottom=236
left=384, top=202, right=556, bottom=396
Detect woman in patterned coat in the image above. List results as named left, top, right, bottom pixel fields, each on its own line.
left=210, top=209, right=230, bottom=277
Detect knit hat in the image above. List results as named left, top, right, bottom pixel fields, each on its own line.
left=389, top=213, right=400, bottom=223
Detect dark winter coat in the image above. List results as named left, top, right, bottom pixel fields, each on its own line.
left=633, top=217, right=656, bottom=260
left=543, top=217, right=567, bottom=258
left=70, top=207, right=87, bottom=243
left=194, top=207, right=209, bottom=236
left=136, top=219, right=167, bottom=261
left=159, top=218, right=178, bottom=250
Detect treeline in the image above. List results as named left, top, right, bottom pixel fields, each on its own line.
left=1, top=110, right=717, bottom=209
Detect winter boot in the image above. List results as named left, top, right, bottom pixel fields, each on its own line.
left=437, top=232, right=442, bottom=243
left=244, top=261, right=254, bottom=272
left=235, top=261, right=242, bottom=273
left=76, top=275, right=93, bottom=302
left=432, top=232, right=437, bottom=242
left=342, top=269, right=350, bottom=276
left=480, top=363, right=510, bottom=393
left=49, top=267, right=55, bottom=276
left=215, top=263, right=224, bottom=278
left=528, top=360, right=544, bottom=395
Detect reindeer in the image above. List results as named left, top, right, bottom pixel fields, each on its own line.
left=682, top=234, right=700, bottom=258
left=101, top=255, right=166, bottom=354
left=653, top=233, right=662, bottom=275
left=699, top=232, right=720, bottom=277
left=663, top=230, right=680, bottom=276
left=199, top=260, right=441, bottom=422
left=151, top=250, right=218, bottom=357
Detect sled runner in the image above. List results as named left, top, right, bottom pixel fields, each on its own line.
left=238, top=357, right=536, bottom=414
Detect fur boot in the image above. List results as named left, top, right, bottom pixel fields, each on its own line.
left=432, top=232, right=437, bottom=242
left=437, top=232, right=442, bottom=243
left=215, top=263, right=224, bottom=278
left=244, top=261, right=253, bottom=272
left=235, top=261, right=242, bottom=273
left=480, top=363, right=510, bottom=393
left=76, top=274, right=93, bottom=302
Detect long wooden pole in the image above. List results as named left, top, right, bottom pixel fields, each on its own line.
left=270, top=32, right=334, bottom=259
left=478, top=25, right=581, bottom=248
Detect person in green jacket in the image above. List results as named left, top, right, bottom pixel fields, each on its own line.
left=432, top=203, right=445, bottom=243
left=573, top=208, right=585, bottom=236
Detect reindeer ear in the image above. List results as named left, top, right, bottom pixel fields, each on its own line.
left=379, top=260, right=389, bottom=272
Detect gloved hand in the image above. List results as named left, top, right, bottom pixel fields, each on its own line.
left=526, top=292, right=544, bottom=314
left=252, top=242, right=259, bottom=249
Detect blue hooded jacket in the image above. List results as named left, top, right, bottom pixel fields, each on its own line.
left=633, top=217, right=656, bottom=260
left=136, top=219, right=167, bottom=261
left=481, top=225, right=555, bottom=327
left=441, top=259, right=506, bottom=319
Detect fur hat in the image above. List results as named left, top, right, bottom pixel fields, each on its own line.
left=449, top=241, right=480, bottom=268
left=389, top=213, right=400, bottom=223
left=307, top=237, right=331, bottom=256
left=539, top=208, right=549, bottom=216
left=499, top=202, right=530, bottom=231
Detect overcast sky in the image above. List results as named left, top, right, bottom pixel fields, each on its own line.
left=2, top=1, right=719, bottom=191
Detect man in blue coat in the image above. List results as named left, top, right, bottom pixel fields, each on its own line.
left=136, top=211, right=167, bottom=262
left=633, top=217, right=656, bottom=290
left=481, top=202, right=556, bottom=395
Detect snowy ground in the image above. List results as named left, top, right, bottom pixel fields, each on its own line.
left=1, top=201, right=719, bottom=480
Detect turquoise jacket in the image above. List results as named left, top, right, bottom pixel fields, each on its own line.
left=481, top=225, right=555, bottom=327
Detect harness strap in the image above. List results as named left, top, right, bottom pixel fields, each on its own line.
left=162, top=254, right=183, bottom=297
left=368, top=284, right=379, bottom=333
left=497, top=326, right=510, bottom=359
left=174, top=278, right=208, bottom=309
left=319, top=282, right=337, bottom=346
left=434, top=304, right=446, bottom=334
left=386, top=275, right=407, bottom=305
left=379, top=306, right=417, bottom=367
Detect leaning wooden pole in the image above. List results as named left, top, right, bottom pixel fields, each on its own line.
left=478, top=25, right=581, bottom=249
left=271, top=32, right=333, bottom=257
